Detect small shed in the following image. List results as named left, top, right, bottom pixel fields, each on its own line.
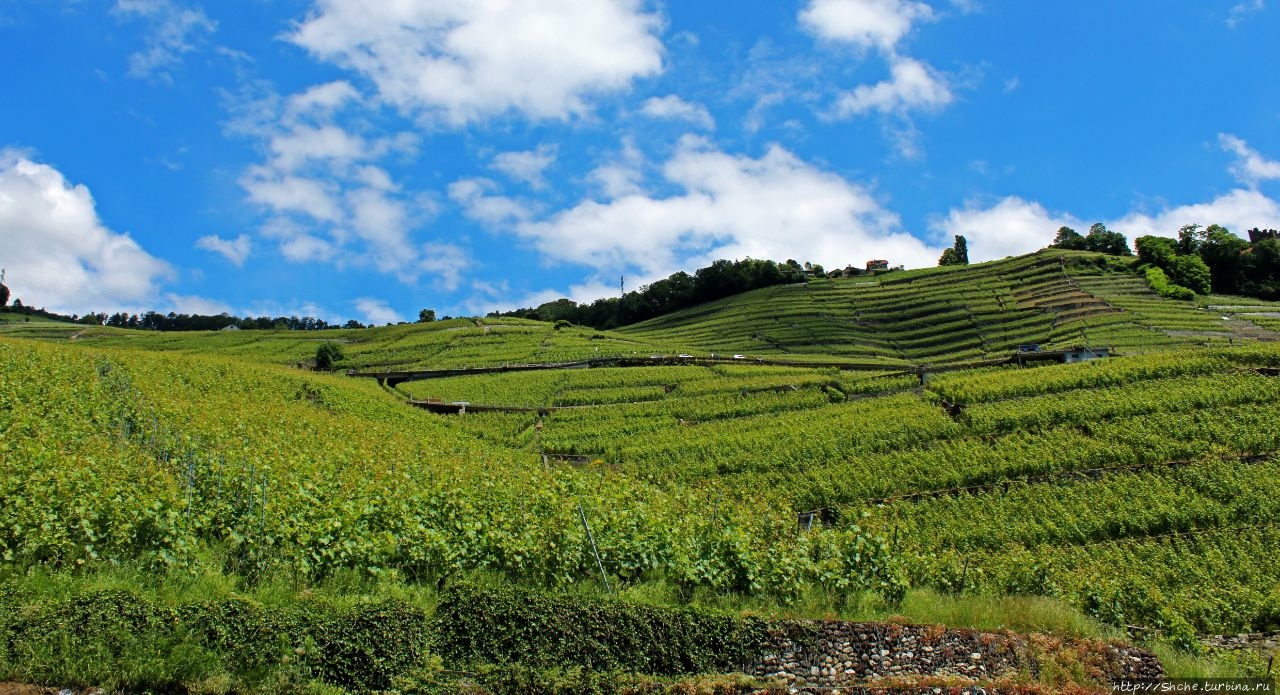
left=1014, top=346, right=1111, bottom=366
left=866, top=259, right=890, bottom=272
left=1062, top=346, right=1110, bottom=363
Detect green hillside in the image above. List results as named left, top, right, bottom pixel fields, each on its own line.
left=2, top=250, right=1279, bottom=691
left=621, top=249, right=1279, bottom=363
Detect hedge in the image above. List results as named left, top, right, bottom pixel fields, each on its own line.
left=0, top=587, right=431, bottom=691
left=434, top=582, right=769, bottom=676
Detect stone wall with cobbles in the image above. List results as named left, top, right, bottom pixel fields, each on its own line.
left=751, top=620, right=1163, bottom=691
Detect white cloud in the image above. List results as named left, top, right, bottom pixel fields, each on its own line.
left=457, top=135, right=940, bottom=276
left=492, top=145, right=558, bottom=189
left=288, top=0, right=665, bottom=125
left=1219, top=133, right=1280, bottom=187
left=0, top=149, right=172, bottom=313
left=588, top=163, right=646, bottom=199
left=930, top=188, right=1280, bottom=262
left=1109, top=189, right=1280, bottom=241
left=1227, top=0, right=1265, bottom=28
left=640, top=95, right=715, bottom=129
left=799, top=0, right=935, bottom=51
left=929, top=196, right=1082, bottom=263
left=165, top=293, right=233, bottom=315
left=195, top=233, right=251, bottom=266
left=418, top=242, right=470, bottom=293
left=832, top=56, right=952, bottom=117
left=229, top=82, right=449, bottom=285
left=240, top=167, right=342, bottom=222
left=354, top=297, right=402, bottom=325
left=113, top=0, right=216, bottom=84
left=278, top=234, right=336, bottom=263
left=286, top=80, right=360, bottom=118
left=586, top=138, right=648, bottom=198
left=448, top=178, right=534, bottom=226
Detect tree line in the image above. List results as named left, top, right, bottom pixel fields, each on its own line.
left=1, top=301, right=366, bottom=332
left=489, top=257, right=822, bottom=329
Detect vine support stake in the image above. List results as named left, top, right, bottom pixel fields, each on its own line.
left=578, top=505, right=611, bottom=595
left=260, top=476, right=268, bottom=537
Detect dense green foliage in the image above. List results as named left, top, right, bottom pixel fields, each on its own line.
left=1144, top=265, right=1197, bottom=300
left=1136, top=223, right=1280, bottom=300
left=1051, top=224, right=1131, bottom=256
left=492, top=257, right=817, bottom=329
left=314, top=341, right=345, bottom=371
left=0, top=586, right=430, bottom=691
left=938, top=235, right=969, bottom=266
left=435, top=582, right=769, bottom=675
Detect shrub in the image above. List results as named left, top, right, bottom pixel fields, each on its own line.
left=314, top=342, right=344, bottom=370
left=1143, top=266, right=1196, bottom=300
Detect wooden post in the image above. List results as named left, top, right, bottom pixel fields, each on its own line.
left=578, top=505, right=612, bottom=594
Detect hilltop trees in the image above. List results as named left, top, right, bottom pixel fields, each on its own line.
left=0, top=281, right=8, bottom=307
left=1051, top=226, right=1087, bottom=251
left=1136, top=234, right=1209, bottom=299
left=938, top=235, right=969, bottom=266
left=1051, top=224, right=1132, bottom=256
left=492, top=257, right=814, bottom=330
left=1240, top=236, right=1280, bottom=299
left=418, top=309, right=437, bottom=323
left=1135, top=223, right=1280, bottom=299
left=1084, top=223, right=1132, bottom=256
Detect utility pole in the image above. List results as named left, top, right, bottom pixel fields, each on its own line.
left=620, top=274, right=625, bottom=296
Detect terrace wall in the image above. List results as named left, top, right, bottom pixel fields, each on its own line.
left=752, top=620, right=1163, bottom=691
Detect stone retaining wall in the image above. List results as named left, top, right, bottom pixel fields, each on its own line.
left=1203, top=631, right=1280, bottom=652
left=752, top=620, right=1163, bottom=691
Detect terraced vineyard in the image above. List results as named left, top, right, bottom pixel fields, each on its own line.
left=621, top=250, right=1274, bottom=364
left=3, top=249, right=1280, bottom=691
left=395, top=343, right=1280, bottom=637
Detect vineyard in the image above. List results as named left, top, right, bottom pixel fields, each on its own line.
left=3, top=249, right=1280, bottom=691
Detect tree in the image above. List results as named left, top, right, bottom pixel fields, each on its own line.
left=1135, top=235, right=1177, bottom=268
left=343, top=319, right=364, bottom=329
left=314, top=342, right=344, bottom=371
left=1176, top=224, right=1202, bottom=255
left=417, top=308, right=436, bottom=323
left=938, top=235, right=969, bottom=266
left=1085, top=223, right=1132, bottom=256
left=1169, top=254, right=1212, bottom=295
left=1197, top=224, right=1248, bottom=295
left=1240, top=238, right=1280, bottom=300
left=1051, top=226, right=1087, bottom=250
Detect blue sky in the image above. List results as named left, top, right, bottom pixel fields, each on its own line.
left=2, top=0, right=1279, bottom=324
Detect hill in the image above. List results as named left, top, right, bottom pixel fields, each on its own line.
left=620, top=249, right=1280, bottom=363
left=9, top=249, right=1277, bottom=372
left=1, top=250, right=1278, bottom=692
